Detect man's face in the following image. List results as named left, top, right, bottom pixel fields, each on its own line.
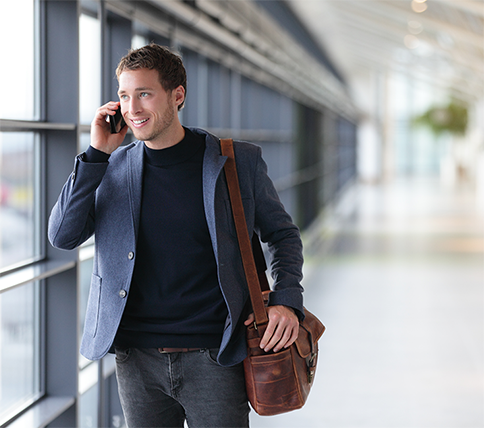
left=117, top=68, right=184, bottom=146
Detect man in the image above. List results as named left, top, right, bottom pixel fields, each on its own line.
left=49, top=44, right=304, bottom=427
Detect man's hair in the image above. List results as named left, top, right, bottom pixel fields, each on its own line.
left=116, top=43, right=187, bottom=110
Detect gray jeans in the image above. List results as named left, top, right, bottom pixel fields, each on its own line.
left=114, top=347, right=250, bottom=428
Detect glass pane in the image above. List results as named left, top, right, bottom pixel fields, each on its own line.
left=0, top=282, right=40, bottom=424
left=80, top=13, right=101, bottom=124
left=0, top=0, right=35, bottom=120
left=0, top=133, right=37, bottom=271
left=79, top=133, right=91, bottom=154
left=132, top=34, right=148, bottom=50
left=78, top=383, right=99, bottom=428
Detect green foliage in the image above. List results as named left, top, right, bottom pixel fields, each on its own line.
left=413, top=101, right=468, bottom=136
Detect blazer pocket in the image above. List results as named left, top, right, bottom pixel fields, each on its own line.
left=84, top=274, right=102, bottom=338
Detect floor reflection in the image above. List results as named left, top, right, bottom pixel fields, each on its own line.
left=250, top=176, right=484, bottom=428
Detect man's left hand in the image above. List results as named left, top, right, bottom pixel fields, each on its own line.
left=244, top=305, right=299, bottom=353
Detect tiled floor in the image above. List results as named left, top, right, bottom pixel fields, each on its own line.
left=250, top=177, right=484, bottom=428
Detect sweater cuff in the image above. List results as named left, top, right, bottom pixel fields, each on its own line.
left=83, top=145, right=111, bottom=163
left=267, top=288, right=305, bottom=322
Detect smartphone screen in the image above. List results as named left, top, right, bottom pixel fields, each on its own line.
left=109, top=109, right=126, bottom=134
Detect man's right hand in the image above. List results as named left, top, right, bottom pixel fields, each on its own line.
left=91, top=101, right=129, bottom=155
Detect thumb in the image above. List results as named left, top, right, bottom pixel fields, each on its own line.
left=244, top=313, right=255, bottom=326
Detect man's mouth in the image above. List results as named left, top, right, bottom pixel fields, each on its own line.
left=131, top=118, right=149, bottom=126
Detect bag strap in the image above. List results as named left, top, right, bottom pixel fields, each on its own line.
left=220, top=138, right=269, bottom=328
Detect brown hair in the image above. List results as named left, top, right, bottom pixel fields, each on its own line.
left=116, top=43, right=187, bottom=110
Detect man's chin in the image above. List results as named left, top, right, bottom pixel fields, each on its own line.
left=131, top=130, right=152, bottom=142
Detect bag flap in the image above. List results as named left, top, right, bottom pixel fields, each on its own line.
left=302, top=308, right=325, bottom=342
left=294, top=308, right=325, bottom=358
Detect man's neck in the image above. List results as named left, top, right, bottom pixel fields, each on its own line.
left=144, top=123, right=186, bottom=150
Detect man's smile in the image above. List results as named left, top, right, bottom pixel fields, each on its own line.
left=131, top=118, right=149, bottom=127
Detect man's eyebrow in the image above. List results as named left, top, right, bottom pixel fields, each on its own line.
left=118, top=87, right=153, bottom=95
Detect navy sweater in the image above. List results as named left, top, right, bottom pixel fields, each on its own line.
left=86, top=129, right=227, bottom=349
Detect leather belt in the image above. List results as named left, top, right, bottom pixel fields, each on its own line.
left=158, top=348, right=202, bottom=353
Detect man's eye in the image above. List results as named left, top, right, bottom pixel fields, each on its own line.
left=140, top=92, right=148, bottom=98
left=120, top=95, right=128, bottom=101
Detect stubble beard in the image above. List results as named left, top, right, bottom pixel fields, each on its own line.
left=132, top=104, right=176, bottom=144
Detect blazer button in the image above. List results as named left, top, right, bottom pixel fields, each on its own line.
left=128, top=251, right=134, bottom=260
left=119, top=290, right=127, bottom=298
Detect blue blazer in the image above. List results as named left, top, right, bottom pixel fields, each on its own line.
left=48, top=128, right=304, bottom=366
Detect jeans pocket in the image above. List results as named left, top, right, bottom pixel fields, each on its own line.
left=203, top=348, right=220, bottom=366
left=114, top=347, right=132, bottom=364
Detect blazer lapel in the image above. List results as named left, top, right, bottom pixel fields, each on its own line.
left=203, top=135, right=227, bottom=260
left=127, top=141, right=144, bottom=242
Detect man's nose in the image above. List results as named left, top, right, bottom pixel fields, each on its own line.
left=128, top=98, right=141, bottom=115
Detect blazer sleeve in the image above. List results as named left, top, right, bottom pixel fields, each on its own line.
left=251, top=146, right=305, bottom=319
left=48, top=154, right=109, bottom=250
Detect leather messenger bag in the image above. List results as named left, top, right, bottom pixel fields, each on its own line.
left=221, top=138, right=326, bottom=416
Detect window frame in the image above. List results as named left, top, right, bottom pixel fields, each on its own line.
left=0, top=0, right=43, bottom=276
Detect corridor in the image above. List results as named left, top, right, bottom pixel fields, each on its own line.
left=250, top=177, right=484, bottom=428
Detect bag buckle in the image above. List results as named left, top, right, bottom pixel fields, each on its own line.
left=307, top=352, right=317, bottom=384
left=307, top=369, right=314, bottom=384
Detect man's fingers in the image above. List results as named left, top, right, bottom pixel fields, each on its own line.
left=244, top=306, right=299, bottom=353
left=244, top=313, right=255, bottom=326
left=281, top=323, right=299, bottom=350
left=259, top=305, right=299, bottom=353
left=91, top=102, right=126, bottom=154
left=93, top=102, right=121, bottom=124
left=259, top=321, right=276, bottom=350
left=287, top=324, right=299, bottom=346
left=263, top=322, right=297, bottom=353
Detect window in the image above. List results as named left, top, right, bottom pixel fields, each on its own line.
left=80, top=12, right=101, bottom=124
left=79, top=380, right=99, bottom=428
left=132, top=34, right=149, bottom=50
left=0, top=281, right=41, bottom=423
left=79, top=133, right=92, bottom=154
left=0, top=1, right=42, bottom=425
left=0, top=133, right=40, bottom=271
left=0, top=0, right=36, bottom=120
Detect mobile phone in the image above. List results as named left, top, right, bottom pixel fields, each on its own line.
left=109, top=109, right=126, bottom=134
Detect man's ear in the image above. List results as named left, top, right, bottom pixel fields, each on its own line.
left=174, top=85, right=185, bottom=108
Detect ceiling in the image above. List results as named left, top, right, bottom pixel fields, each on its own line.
left=287, top=0, right=484, bottom=104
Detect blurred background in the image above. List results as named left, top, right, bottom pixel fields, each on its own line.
left=0, top=0, right=482, bottom=427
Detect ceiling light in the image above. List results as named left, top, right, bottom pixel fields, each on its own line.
left=408, top=20, right=423, bottom=34
left=437, top=32, right=454, bottom=48
left=411, top=1, right=428, bottom=13
left=404, top=34, right=420, bottom=49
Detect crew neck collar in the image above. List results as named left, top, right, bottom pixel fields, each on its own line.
left=143, top=127, right=204, bottom=166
